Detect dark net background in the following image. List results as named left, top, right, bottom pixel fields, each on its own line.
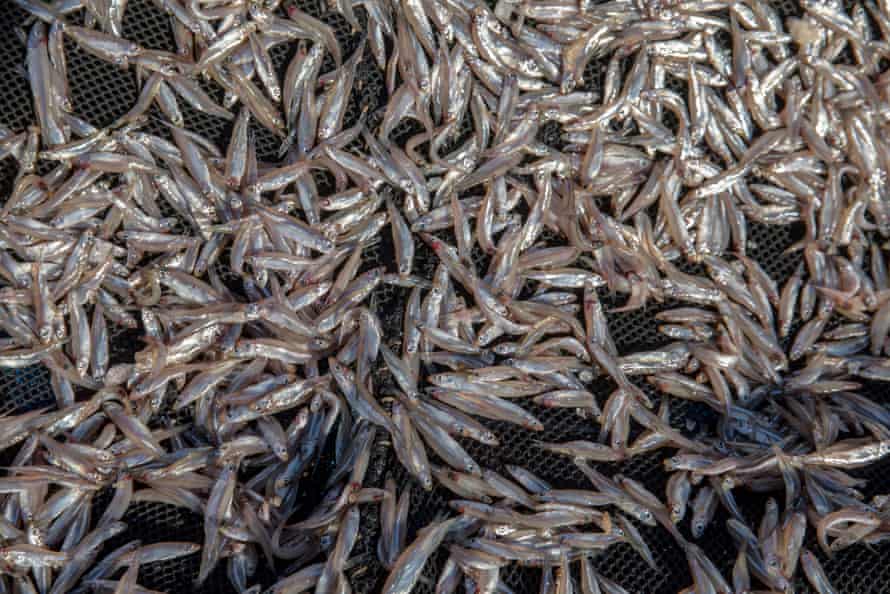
left=1, top=0, right=889, bottom=592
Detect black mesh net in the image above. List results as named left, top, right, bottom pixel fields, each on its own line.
left=1, top=0, right=889, bottom=593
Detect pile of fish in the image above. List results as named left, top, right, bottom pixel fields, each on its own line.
left=5, top=0, right=890, bottom=591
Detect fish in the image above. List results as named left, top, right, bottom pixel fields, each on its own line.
left=6, top=0, right=890, bottom=592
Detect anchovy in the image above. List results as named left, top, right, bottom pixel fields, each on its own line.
left=6, top=1, right=890, bottom=593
